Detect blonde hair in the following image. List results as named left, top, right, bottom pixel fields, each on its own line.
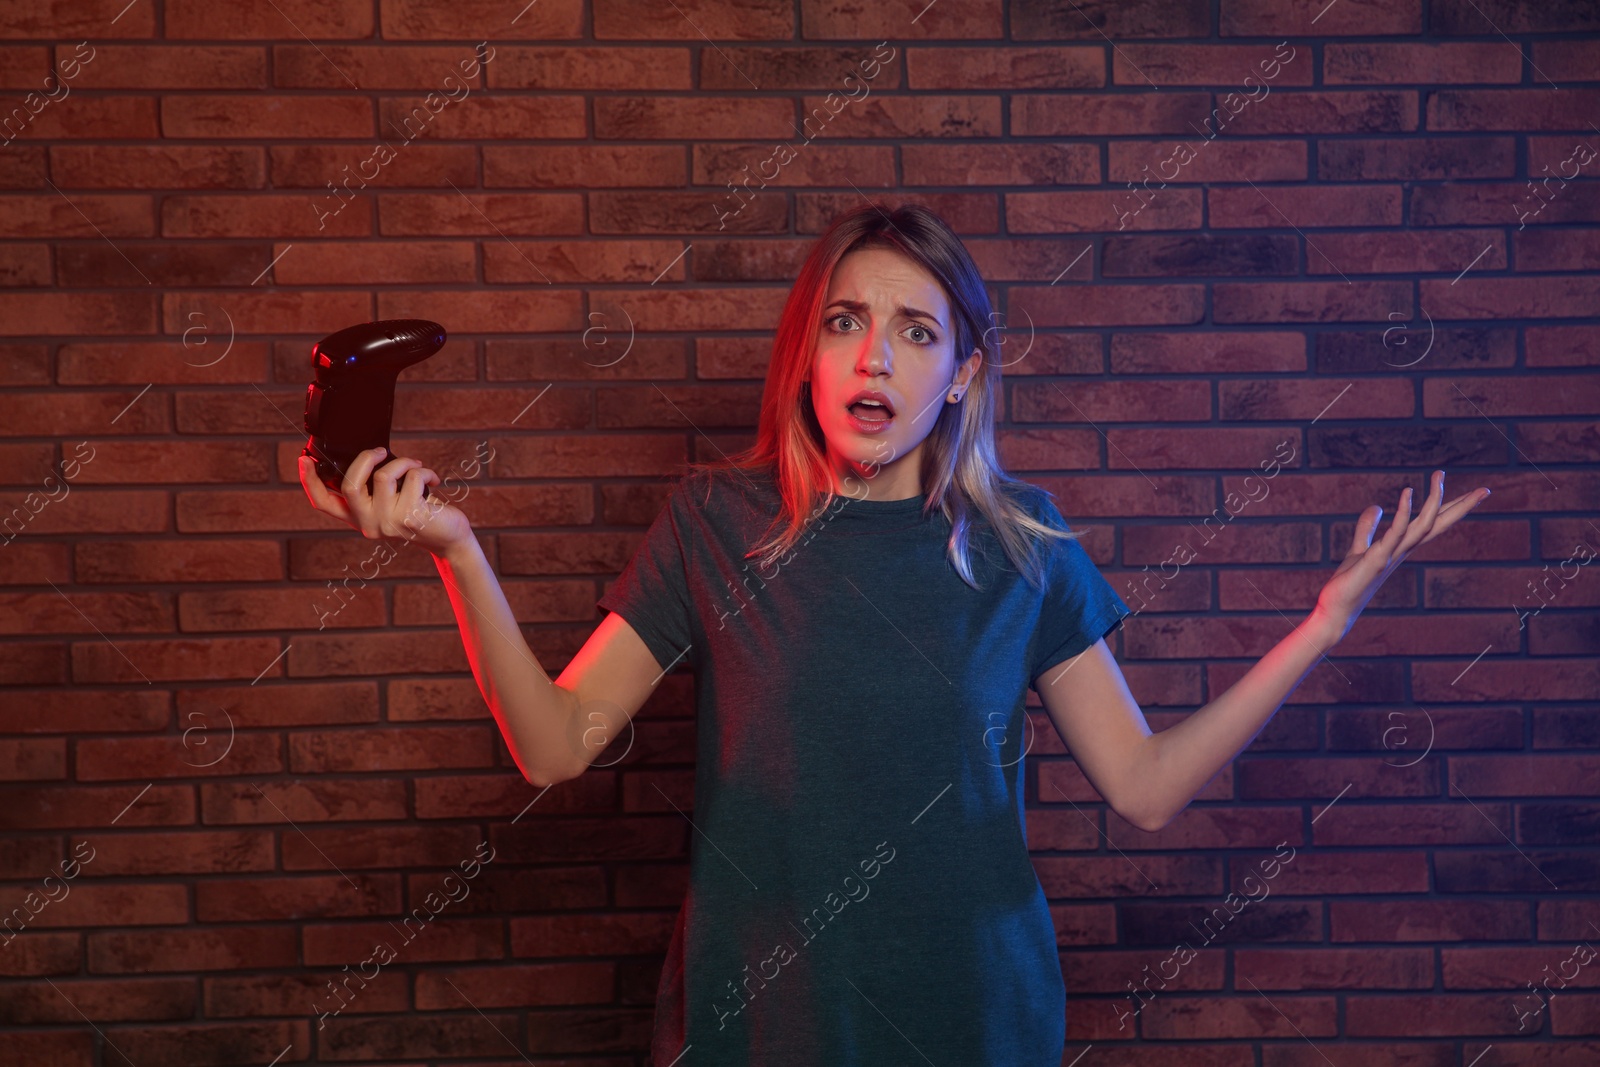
left=692, top=202, right=1083, bottom=591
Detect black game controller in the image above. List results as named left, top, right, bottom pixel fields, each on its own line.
left=302, top=319, right=446, bottom=498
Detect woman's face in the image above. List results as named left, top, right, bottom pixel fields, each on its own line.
left=808, top=246, right=981, bottom=500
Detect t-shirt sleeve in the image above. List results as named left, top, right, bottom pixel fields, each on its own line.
left=596, top=475, right=698, bottom=676
left=1028, top=497, right=1131, bottom=691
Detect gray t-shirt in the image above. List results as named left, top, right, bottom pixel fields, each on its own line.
left=597, top=463, right=1130, bottom=1066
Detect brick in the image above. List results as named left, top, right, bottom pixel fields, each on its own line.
left=163, top=96, right=371, bottom=139
left=1424, top=374, right=1600, bottom=418
left=1326, top=311, right=1463, bottom=375
left=1319, top=137, right=1515, bottom=181
left=692, top=142, right=895, bottom=187
left=0, top=495, right=168, bottom=543
left=0, top=543, right=68, bottom=585
left=801, top=0, right=999, bottom=39
left=1247, top=946, right=1439, bottom=990
left=1312, top=806, right=1510, bottom=844
left=269, top=144, right=476, bottom=188
left=1514, top=230, right=1600, bottom=272
left=1220, top=378, right=1413, bottom=421
left=799, top=192, right=998, bottom=233
left=384, top=0, right=583, bottom=38
left=1417, top=658, right=1598, bottom=702
left=1011, top=284, right=1205, bottom=327
left=1014, top=380, right=1211, bottom=423
left=485, top=145, right=685, bottom=188
left=1214, top=281, right=1411, bottom=324
left=161, top=291, right=368, bottom=336
left=377, top=193, right=584, bottom=236
left=1012, top=92, right=1212, bottom=137
left=182, top=583, right=386, bottom=632
left=597, top=384, right=761, bottom=428
left=0, top=46, right=49, bottom=87
left=1533, top=39, right=1600, bottom=81
left=1422, top=276, right=1600, bottom=320
left=1113, top=44, right=1314, bottom=87
left=1111, top=331, right=1305, bottom=374
left=0, top=193, right=154, bottom=238
left=63, top=44, right=266, bottom=89
left=594, top=97, right=792, bottom=140
left=162, top=194, right=370, bottom=238
left=1011, top=0, right=1209, bottom=39
left=1449, top=757, right=1600, bottom=798
left=1108, top=139, right=1306, bottom=183
left=1430, top=90, right=1600, bottom=131
left=0, top=0, right=157, bottom=37
left=1326, top=43, right=1522, bottom=84
left=272, top=240, right=476, bottom=285
left=904, top=143, right=1098, bottom=186
left=1120, top=895, right=1318, bottom=947
left=1526, top=326, right=1600, bottom=367
left=1309, top=424, right=1508, bottom=467
left=1209, top=184, right=1402, bottom=228
left=166, top=0, right=371, bottom=36
left=685, top=239, right=812, bottom=283
left=1306, top=230, right=1505, bottom=276
left=1143, top=993, right=1338, bottom=1039
left=1432, top=0, right=1600, bottom=34
left=0, top=591, right=170, bottom=633
left=0, top=736, right=64, bottom=779
left=802, top=95, right=1001, bottom=139
left=0, top=642, right=66, bottom=685
left=1106, top=427, right=1298, bottom=469
left=593, top=0, right=789, bottom=39
left=0, top=292, right=155, bottom=335
left=1222, top=0, right=1421, bottom=35
left=272, top=44, right=490, bottom=90
left=1350, top=991, right=1523, bottom=1036
left=907, top=47, right=1102, bottom=90
left=59, top=242, right=275, bottom=288
left=74, top=440, right=277, bottom=489
left=52, top=145, right=265, bottom=190
left=598, top=188, right=786, bottom=234
left=0, top=97, right=159, bottom=143
left=483, top=241, right=691, bottom=284
left=0, top=242, right=47, bottom=285
left=1411, top=182, right=1600, bottom=227
left=700, top=45, right=903, bottom=91
left=178, top=683, right=379, bottom=731
left=1008, top=189, right=1202, bottom=234
left=1527, top=134, right=1600, bottom=178
left=1102, top=234, right=1297, bottom=276
left=381, top=95, right=585, bottom=141
left=493, top=46, right=690, bottom=90
left=196, top=872, right=400, bottom=921
left=996, top=428, right=1100, bottom=472
left=1226, top=91, right=1419, bottom=135
left=284, top=723, right=489, bottom=771
left=74, top=539, right=282, bottom=585
left=72, top=633, right=284, bottom=684
left=58, top=340, right=269, bottom=384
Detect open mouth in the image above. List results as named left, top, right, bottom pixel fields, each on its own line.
left=844, top=390, right=896, bottom=433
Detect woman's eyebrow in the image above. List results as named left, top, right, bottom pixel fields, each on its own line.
left=824, top=298, right=944, bottom=329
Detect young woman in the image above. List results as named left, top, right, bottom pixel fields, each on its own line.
left=299, top=203, right=1490, bottom=1066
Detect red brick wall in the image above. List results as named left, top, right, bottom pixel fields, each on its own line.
left=3, top=0, right=1599, bottom=1062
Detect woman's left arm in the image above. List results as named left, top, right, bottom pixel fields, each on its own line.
left=1039, top=469, right=1491, bottom=833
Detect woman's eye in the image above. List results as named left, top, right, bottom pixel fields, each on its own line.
left=907, top=325, right=932, bottom=344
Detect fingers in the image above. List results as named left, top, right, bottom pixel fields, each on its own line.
left=1376, top=483, right=1415, bottom=561
left=298, top=455, right=356, bottom=526
left=1349, top=503, right=1384, bottom=557
left=338, top=446, right=389, bottom=517
left=1418, top=485, right=1492, bottom=543
left=1395, top=470, right=1447, bottom=556
left=397, top=467, right=442, bottom=537
left=370, top=454, right=424, bottom=514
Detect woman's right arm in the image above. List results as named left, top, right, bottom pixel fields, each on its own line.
left=299, top=447, right=666, bottom=788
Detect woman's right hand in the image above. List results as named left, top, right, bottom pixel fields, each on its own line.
left=297, top=447, right=474, bottom=557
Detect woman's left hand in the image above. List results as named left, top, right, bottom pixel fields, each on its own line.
left=1310, top=469, right=1491, bottom=645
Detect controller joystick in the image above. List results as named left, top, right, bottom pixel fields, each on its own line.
left=302, top=319, right=446, bottom=498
